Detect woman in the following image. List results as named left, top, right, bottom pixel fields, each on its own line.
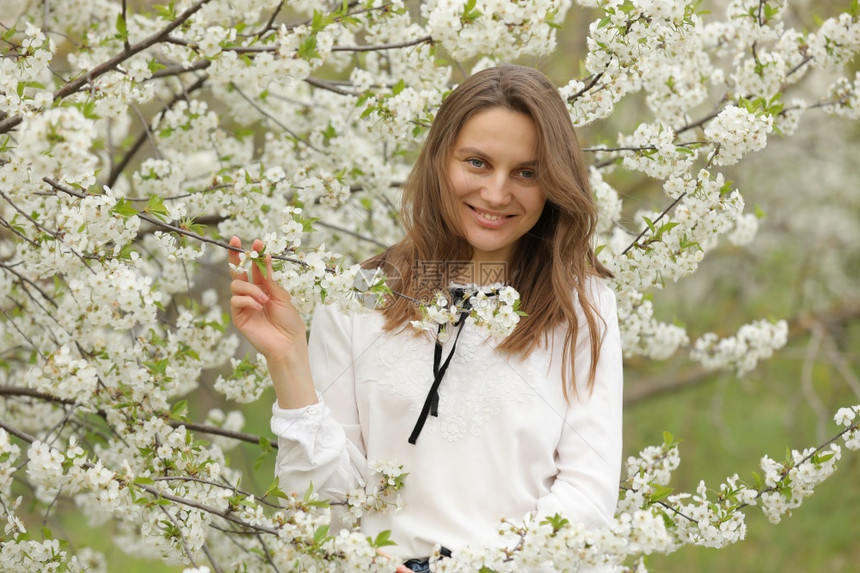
left=229, top=64, right=623, bottom=571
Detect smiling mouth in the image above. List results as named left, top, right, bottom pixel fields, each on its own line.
left=469, top=205, right=512, bottom=221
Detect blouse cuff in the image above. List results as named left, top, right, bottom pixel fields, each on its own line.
left=270, top=391, right=327, bottom=438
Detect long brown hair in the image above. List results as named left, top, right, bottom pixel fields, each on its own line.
left=365, top=64, right=612, bottom=399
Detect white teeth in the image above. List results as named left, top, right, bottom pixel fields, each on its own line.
left=474, top=209, right=502, bottom=221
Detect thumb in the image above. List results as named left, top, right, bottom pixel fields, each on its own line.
left=261, top=254, right=292, bottom=301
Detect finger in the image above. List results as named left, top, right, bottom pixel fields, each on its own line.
left=256, top=253, right=283, bottom=293
left=265, top=252, right=275, bottom=286
left=228, top=236, right=247, bottom=280
left=249, top=239, right=266, bottom=285
left=230, top=279, right=269, bottom=304
left=230, top=294, right=265, bottom=312
left=376, top=549, right=411, bottom=573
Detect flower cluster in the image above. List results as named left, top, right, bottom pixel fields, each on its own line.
left=422, top=0, right=569, bottom=60
left=342, top=461, right=407, bottom=527
left=410, top=284, right=525, bottom=340
left=691, top=319, right=789, bottom=376
left=0, top=23, right=54, bottom=117
left=834, top=406, right=860, bottom=450
left=704, top=104, right=774, bottom=166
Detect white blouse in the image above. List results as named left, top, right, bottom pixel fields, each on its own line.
left=270, top=278, right=623, bottom=561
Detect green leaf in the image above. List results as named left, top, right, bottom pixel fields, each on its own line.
left=134, top=476, right=155, bottom=485
left=314, top=525, right=330, bottom=544
left=79, top=99, right=100, bottom=119
left=642, top=216, right=656, bottom=233
left=360, top=103, right=376, bottom=119
left=171, top=400, right=188, bottom=420
left=178, top=217, right=206, bottom=236
left=298, top=34, right=320, bottom=60
left=462, top=0, right=482, bottom=23
left=254, top=436, right=274, bottom=471
left=145, top=194, right=170, bottom=220
left=369, top=529, right=396, bottom=548
left=252, top=256, right=268, bottom=279
left=258, top=435, right=272, bottom=453
left=144, top=358, right=169, bottom=375
left=650, top=484, right=674, bottom=502
left=539, top=513, right=570, bottom=532
left=147, top=59, right=167, bottom=74
left=751, top=471, right=763, bottom=490
left=265, top=479, right=288, bottom=500
left=112, top=198, right=138, bottom=219
left=153, top=3, right=176, bottom=20
left=116, top=13, right=128, bottom=41
left=115, top=243, right=135, bottom=261
left=311, top=10, right=326, bottom=33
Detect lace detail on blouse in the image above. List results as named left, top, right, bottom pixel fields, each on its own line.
left=373, top=325, right=539, bottom=442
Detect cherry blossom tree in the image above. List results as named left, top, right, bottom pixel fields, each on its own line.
left=1, top=0, right=859, bottom=571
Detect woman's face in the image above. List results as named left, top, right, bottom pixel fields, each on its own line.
left=446, top=106, right=546, bottom=267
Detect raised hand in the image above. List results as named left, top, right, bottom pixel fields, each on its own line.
left=228, top=236, right=317, bottom=408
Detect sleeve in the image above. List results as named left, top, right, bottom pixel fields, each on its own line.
left=535, top=281, right=623, bottom=529
left=270, top=303, right=368, bottom=502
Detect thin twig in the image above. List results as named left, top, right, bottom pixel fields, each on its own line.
left=314, top=221, right=388, bottom=248
left=329, top=35, right=433, bottom=52
left=0, top=385, right=278, bottom=449
left=108, top=75, right=209, bottom=187
left=0, top=261, right=59, bottom=308
left=566, top=73, right=604, bottom=102
left=201, top=541, right=225, bottom=573
left=159, top=505, right=200, bottom=568
left=229, top=82, right=320, bottom=152
left=0, top=308, right=48, bottom=361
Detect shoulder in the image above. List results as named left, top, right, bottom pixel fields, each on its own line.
left=576, top=275, right=618, bottom=317
left=310, top=302, right=390, bottom=342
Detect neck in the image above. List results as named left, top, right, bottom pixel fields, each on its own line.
left=448, top=260, right=510, bottom=285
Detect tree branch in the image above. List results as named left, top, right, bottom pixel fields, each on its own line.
left=624, top=303, right=860, bottom=406
left=0, top=0, right=213, bottom=135
left=107, top=75, right=209, bottom=187
left=330, top=35, right=433, bottom=52
left=0, top=385, right=278, bottom=449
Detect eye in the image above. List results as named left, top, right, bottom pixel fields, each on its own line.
left=518, top=169, right=536, bottom=180
left=466, top=158, right=486, bottom=169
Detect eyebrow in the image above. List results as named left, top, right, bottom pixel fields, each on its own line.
left=455, top=146, right=537, bottom=167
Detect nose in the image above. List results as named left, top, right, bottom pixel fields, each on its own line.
left=479, top=173, right=512, bottom=207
